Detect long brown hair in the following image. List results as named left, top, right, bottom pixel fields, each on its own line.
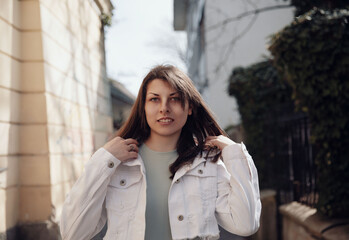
left=117, top=65, right=226, bottom=178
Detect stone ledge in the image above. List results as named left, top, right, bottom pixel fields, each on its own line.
left=0, top=221, right=60, bottom=240
left=249, top=189, right=277, bottom=240
left=280, top=201, right=349, bottom=240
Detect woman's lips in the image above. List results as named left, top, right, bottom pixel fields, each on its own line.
left=157, top=117, right=174, bottom=123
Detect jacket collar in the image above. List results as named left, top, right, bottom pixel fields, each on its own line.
left=172, top=155, right=206, bottom=183
left=122, top=155, right=146, bottom=175
left=123, top=151, right=214, bottom=182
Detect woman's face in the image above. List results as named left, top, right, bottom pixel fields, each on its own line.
left=144, top=79, right=192, bottom=141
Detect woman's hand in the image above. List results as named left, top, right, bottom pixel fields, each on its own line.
left=204, top=135, right=237, bottom=151
left=103, top=137, right=139, bottom=162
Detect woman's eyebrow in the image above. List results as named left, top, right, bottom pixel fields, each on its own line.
left=147, top=92, right=159, bottom=96
left=147, top=92, right=179, bottom=96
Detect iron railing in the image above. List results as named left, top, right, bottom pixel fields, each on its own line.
left=263, top=103, right=318, bottom=207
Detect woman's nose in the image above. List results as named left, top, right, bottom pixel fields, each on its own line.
left=160, top=100, right=170, bottom=113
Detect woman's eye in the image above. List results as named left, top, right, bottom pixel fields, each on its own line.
left=171, top=97, right=181, bottom=101
left=150, top=98, right=159, bottom=102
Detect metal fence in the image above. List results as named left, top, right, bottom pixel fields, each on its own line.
left=263, top=103, right=318, bottom=207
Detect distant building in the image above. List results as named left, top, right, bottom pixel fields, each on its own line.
left=174, top=0, right=294, bottom=129
left=109, top=78, right=135, bottom=130
left=0, top=0, right=113, bottom=238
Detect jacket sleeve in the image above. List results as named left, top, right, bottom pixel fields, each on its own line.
left=215, top=142, right=261, bottom=236
left=60, top=148, right=122, bottom=240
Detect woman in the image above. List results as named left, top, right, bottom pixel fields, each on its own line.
left=60, top=65, right=261, bottom=240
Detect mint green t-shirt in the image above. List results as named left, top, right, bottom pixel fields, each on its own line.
left=140, top=144, right=178, bottom=240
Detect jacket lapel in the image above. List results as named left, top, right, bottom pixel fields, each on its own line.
left=122, top=155, right=146, bottom=175
left=172, top=156, right=206, bottom=183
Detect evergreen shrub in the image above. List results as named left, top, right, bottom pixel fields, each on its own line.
left=269, top=8, right=349, bottom=217
left=228, top=60, right=293, bottom=189
left=284, top=0, right=349, bottom=16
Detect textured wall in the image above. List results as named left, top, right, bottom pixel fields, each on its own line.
left=0, top=0, right=112, bottom=237
left=0, top=0, right=24, bottom=233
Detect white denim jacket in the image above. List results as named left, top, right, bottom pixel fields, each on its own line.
left=60, top=143, right=261, bottom=240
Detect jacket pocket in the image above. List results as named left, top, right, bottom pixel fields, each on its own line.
left=106, top=165, right=142, bottom=212
left=179, top=162, right=218, bottom=222
left=183, top=162, right=217, bottom=200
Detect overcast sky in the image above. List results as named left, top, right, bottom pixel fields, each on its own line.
left=105, top=0, right=187, bottom=96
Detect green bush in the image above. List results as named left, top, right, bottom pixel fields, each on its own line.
left=283, top=0, right=349, bottom=16
left=269, top=8, right=349, bottom=217
left=101, top=13, right=113, bottom=27
left=228, top=60, right=293, bottom=189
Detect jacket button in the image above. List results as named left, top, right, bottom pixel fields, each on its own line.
left=175, top=179, right=180, bottom=184
left=120, top=179, right=126, bottom=186
left=198, top=169, right=203, bottom=174
left=108, top=161, right=114, bottom=168
left=177, top=215, right=184, bottom=221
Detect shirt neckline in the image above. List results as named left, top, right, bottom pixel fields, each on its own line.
left=141, top=143, right=177, bottom=154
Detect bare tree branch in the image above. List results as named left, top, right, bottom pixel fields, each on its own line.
left=147, top=19, right=188, bottom=66
left=206, top=4, right=292, bottom=31
left=213, top=12, right=258, bottom=74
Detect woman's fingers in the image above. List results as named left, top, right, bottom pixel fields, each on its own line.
left=124, top=138, right=139, bottom=145
left=128, top=151, right=139, bottom=160
left=120, top=138, right=139, bottom=161
left=204, top=135, right=237, bottom=150
left=204, top=138, right=217, bottom=151
left=103, top=137, right=139, bottom=162
left=204, top=136, right=218, bottom=146
left=128, top=143, right=139, bottom=153
left=125, top=142, right=139, bottom=161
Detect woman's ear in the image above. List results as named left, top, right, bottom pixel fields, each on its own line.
left=188, top=105, right=193, bottom=115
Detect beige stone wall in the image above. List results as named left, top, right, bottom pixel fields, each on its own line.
left=280, top=202, right=349, bottom=240
left=1, top=0, right=23, bottom=233
left=0, top=0, right=113, bottom=235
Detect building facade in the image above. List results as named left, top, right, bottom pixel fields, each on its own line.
left=174, top=0, right=294, bottom=129
left=0, top=0, right=113, bottom=238
left=109, top=78, right=135, bottom=130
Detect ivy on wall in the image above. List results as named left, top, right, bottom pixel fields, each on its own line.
left=101, top=13, right=113, bottom=27
left=269, top=8, right=349, bottom=217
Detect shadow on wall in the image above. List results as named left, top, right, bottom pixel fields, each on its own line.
left=49, top=0, right=113, bottom=237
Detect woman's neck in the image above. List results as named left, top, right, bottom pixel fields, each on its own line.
left=144, top=134, right=179, bottom=152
